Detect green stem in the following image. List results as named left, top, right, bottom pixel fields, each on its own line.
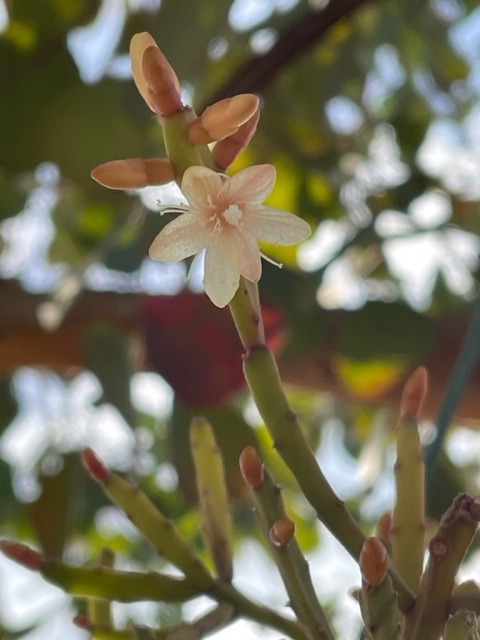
left=243, top=344, right=361, bottom=552
left=88, top=548, right=115, bottom=627
left=230, top=277, right=265, bottom=347
left=407, top=494, right=480, bottom=639
left=252, top=465, right=335, bottom=640
left=103, top=472, right=214, bottom=589
left=41, top=562, right=200, bottom=602
left=162, top=108, right=216, bottom=181
left=392, top=413, right=425, bottom=603
left=360, top=576, right=403, bottom=640
left=235, top=330, right=415, bottom=610
left=444, top=610, right=480, bottom=640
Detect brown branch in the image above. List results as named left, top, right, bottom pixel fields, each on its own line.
left=2, top=280, right=480, bottom=422
left=204, top=0, right=378, bottom=105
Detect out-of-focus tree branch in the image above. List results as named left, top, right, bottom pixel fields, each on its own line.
left=204, top=0, right=377, bottom=104
left=1, top=280, right=479, bottom=422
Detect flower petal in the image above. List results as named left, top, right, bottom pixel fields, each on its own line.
left=181, top=166, right=225, bottom=211
left=221, top=164, right=276, bottom=205
left=203, top=241, right=241, bottom=308
left=246, top=206, right=311, bottom=245
left=149, top=213, right=208, bottom=262
left=231, top=229, right=262, bottom=282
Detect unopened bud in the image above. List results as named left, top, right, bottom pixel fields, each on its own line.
left=130, top=33, right=181, bottom=116
left=212, top=107, right=261, bottom=170
left=91, top=158, right=175, bottom=190
left=142, top=46, right=182, bottom=117
left=239, top=446, right=265, bottom=488
left=269, top=517, right=295, bottom=548
left=360, top=537, right=390, bottom=586
left=189, top=95, right=260, bottom=145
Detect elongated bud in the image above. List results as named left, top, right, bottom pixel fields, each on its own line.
left=239, top=445, right=265, bottom=488
left=91, top=158, right=175, bottom=190
left=0, top=540, right=45, bottom=570
left=269, top=516, right=295, bottom=548
left=213, top=106, right=261, bottom=170
left=360, top=537, right=390, bottom=587
left=142, top=45, right=183, bottom=117
left=400, top=366, right=428, bottom=418
left=188, top=95, right=260, bottom=145
left=130, top=33, right=181, bottom=116
left=81, top=448, right=110, bottom=484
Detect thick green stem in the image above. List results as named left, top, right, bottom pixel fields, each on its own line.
left=444, top=609, right=480, bottom=640
left=41, top=562, right=200, bottom=602
left=407, top=494, right=480, bottom=639
left=239, top=340, right=415, bottom=610
left=251, top=464, right=335, bottom=640
left=162, top=108, right=216, bottom=181
left=103, top=472, right=214, bottom=589
left=360, top=576, right=403, bottom=640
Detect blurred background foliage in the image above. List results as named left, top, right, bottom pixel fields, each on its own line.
left=1, top=0, right=480, bottom=636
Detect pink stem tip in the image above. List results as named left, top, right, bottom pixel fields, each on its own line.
left=73, top=614, right=94, bottom=630
left=400, top=366, right=428, bottom=418
left=81, top=448, right=110, bottom=484
left=0, top=540, right=45, bottom=570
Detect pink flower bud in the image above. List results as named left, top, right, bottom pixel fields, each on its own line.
left=189, top=95, right=260, bottom=145
left=91, top=158, right=175, bottom=190
left=130, top=32, right=182, bottom=117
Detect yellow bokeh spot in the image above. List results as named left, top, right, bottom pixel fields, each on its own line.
left=334, top=355, right=408, bottom=400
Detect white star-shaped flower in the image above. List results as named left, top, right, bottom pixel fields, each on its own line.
left=149, top=164, right=311, bottom=307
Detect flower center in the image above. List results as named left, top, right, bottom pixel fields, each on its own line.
left=222, top=204, right=243, bottom=227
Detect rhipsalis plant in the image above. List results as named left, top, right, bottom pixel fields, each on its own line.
left=3, top=32, right=480, bottom=640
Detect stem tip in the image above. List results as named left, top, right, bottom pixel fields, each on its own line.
left=81, top=448, right=110, bottom=484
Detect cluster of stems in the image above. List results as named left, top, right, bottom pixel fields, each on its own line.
left=2, top=33, right=480, bottom=640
